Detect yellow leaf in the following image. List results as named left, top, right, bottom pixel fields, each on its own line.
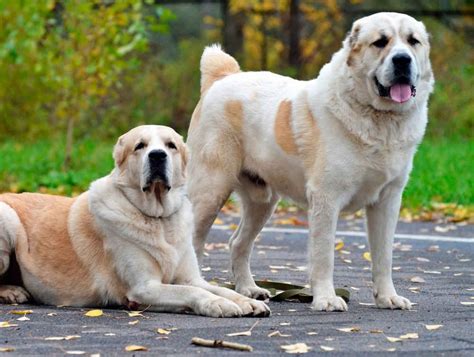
left=281, top=343, right=311, bottom=353
left=214, top=218, right=224, bottom=225
left=229, top=223, right=238, bottom=230
left=84, top=309, right=103, bottom=317
left=425, top=324, right=443, bottom=331
left=125, top=345, right=148, bottom=352
left=0, top=322, right=18, bottom=328
left=157, top=328, right=171, bottom=335
left=363, top=252, right=371, bottom=262
left=10, top=310, right=33, bottom=315
left=335, top=241, right=344, bottom=251
left=386, top=336, right=402, bottom=342
left=0, top=347, right=15, bottom=352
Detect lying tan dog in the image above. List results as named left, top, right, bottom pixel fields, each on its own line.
left=187, top=13, right=434, bottom=311
left=0, top=125, right=269, bottom=317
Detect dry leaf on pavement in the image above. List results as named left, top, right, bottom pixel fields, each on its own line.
left=125, top=345, right=148, bottom=352
left=281, top=343, right=311, bottom=353
left=425, top=324, right=443, bottom=331
left=84, top=309, right=103, bottom=317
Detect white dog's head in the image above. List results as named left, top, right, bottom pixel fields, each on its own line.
left=344, top=12, right=434, bottom=111
left=113, top=125, right=188, bottom=201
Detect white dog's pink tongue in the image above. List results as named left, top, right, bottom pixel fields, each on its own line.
left=390, top=84, right=412, bottom=103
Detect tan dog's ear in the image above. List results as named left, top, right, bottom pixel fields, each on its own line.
left=113, top=136, right=126, bottom=167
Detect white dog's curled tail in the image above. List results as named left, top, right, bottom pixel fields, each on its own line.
left=200, top=44, right=240, bottom=94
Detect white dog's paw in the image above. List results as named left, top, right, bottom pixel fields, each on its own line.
left=375, top=294, right=412, bottom=310
left=0, top=285, right=31, bottom=304
left=312, top=295, right=348, bottom=312
left=196, top=297, right=243, bottom=318
left=233, top=297, right=271, bottom=317
left=235, top=285, right=271, bottom=301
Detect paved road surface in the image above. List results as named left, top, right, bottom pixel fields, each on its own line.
left=0, top=217, right=472, bottom=355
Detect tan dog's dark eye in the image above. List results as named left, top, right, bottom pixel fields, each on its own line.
left=408, top=36, right=420, bottom=46
left=166, top=142, right=177, bottom=150
left=372, top=36, right=388, bottom=48
left=134, top=142, right=146, bottom=151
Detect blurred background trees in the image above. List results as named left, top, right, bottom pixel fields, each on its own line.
left=0, top=0, right=472, bottom=208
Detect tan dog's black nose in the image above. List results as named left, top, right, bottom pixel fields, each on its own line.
left=149, top=150, right=167, bottom=162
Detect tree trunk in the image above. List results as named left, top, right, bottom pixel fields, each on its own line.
left=289, top=0, right=301, bottom=71
left=63, top=116, right=74, bottom=171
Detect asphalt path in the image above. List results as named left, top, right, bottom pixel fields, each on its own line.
left=0, top=217, right=473, bottom=356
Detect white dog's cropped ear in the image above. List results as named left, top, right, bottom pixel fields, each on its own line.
left=113, top=136, right=126, bottom=167
left=345, top=22, right=362, bottom=66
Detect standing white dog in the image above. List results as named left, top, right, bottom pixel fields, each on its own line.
left=187, top=12, right=434, bottom=311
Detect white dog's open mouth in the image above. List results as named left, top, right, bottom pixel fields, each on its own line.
left=374, top=77, right=416, bottom=103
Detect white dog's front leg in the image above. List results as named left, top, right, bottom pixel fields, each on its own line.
left=308, top=193, right=347, bottom=312
left=366, top=183, right=412, bottom=310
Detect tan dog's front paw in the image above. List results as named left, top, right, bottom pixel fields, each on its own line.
left=234, top=297, right=271, bottom=317
left=375, top=294, right=412, bottom=310
left=236, top=285, right=271, bottom=301
left=196, top=297, right=243, bottom=318
left=312, top=295, right=348, bottom=312
left=0, top=285, right=31, bottom=304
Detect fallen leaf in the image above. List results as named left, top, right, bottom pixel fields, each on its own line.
left=201, top=267, right=211, bottom=272
left=127, top=311, right=144, bottom=317
left=47, top=313, right=57, bottom=317
left=460, top=301, right=474, bottom=306
left=400, top=333, right=419, bottom=340
left=0, top=322, right=18, bottom=328
left=0, top=347, right=15, bottom=352
left=363, top=252, right=371, bottom=262
left=84, top=309, right=103, bottom=317
left=386, top=348, right=396, bottom=352
left=66, top=351, right=86, bottom=355
left=336, top=327, right=360, bottom=333
left=320, top=345, right=334, bottom=351
left=125, top=345, right=148, bottom=352
left=45, top=337, right=66, bottom=341
left=369, top=329, right=383, bottom=334
left=229, top=223, right=238, bottom=230
left=425, top=324, right=443, bottom=331
left=157, top=328, right=172, bottom=335
left=16, top=316, right=30, bottom=321
left=335, top=241, right=344, bottom=251
left=435, top=226, right=450, bottom=233
left=214, top=218, right=224, bottom=225
left=10, top=310, right=33, bottom=315
left=386, top=336, right=402, bottom=343
left=268, top=331, right=291, bottom=337
left=416, top=257, right=430, bottom=262
left=410, top=276, right=426, bottom=283
left=306, top=332, right=318, bottom=335
left=281, top=343, right=311, bottom=353
left=359, top=302, right=375, bottom=306
left=128, top=320, right=139, bottom=325
left=350, top=286, right=360, bottom=291
left=280, top=322, right=291, bottom=326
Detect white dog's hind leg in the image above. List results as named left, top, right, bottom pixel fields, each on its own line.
left=308, top=193, right=348, bottom=312
left=188, top=170, right=233, bottom=262
left=366, top=183, right=412, bottom=310
left=0, top=202, right=31, bottom=304
left=229, top=190, right=279, bottom=300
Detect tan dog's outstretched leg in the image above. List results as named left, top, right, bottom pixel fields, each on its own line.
left=0, top=202, right=30, bottom=304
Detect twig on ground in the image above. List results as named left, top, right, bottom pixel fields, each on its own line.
left=191, top=337, right=253, bottom=352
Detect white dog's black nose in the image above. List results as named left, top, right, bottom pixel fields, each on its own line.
left=392, top=53, right=411, bottom=68
left=148, top=149, right=167, bottom=162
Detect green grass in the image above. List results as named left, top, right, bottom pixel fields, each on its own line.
left=0, top=137, right=472, bottom=209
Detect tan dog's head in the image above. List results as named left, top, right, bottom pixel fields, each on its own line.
left=113, top=125, right=188, bottom=198
left=344, top=12, right=434, bottom=110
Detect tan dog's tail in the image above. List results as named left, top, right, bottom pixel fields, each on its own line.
left=200, top=44, right=240, bottom=94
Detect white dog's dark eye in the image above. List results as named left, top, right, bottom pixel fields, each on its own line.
left=408, top=36, right=420, bottom=46
left=166, top=142, right=177, bottom=150
left=134, top=142, right=146, bottom=151
left=372, top=36, right=388, bottom=48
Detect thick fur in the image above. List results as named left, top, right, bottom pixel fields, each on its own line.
left=187, top=13, right=434, bottom=311
left=0, top=125, right=269, bottom=317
